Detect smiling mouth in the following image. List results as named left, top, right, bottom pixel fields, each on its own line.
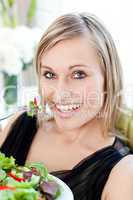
left=55, top=104, right=81, bottom=112
left=52, top=103, right=82, bottom=119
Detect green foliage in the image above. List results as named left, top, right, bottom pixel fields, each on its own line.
left=0, top=0, right=37, bottom=27
left=8, top=0, right=15, bottom=7
left=1, top=8, right=12, bottom=26
left=27, top=0, right=37, bottom=25
left=0, top=0, right=12, bottom=27
left=3, top=73, right=17, bottom=105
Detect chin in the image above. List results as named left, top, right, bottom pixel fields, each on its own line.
left=54, top=116, right=82, bottom=130
left=53, top=106, right=101, bottom=129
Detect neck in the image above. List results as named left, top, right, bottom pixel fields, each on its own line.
left=50, top=118, right=109, bottom=148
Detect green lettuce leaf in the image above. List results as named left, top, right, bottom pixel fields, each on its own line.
left=0, top=153, right=16, bottom=170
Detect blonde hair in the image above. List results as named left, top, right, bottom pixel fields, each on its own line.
left=34, top=12, right=128, bottom=143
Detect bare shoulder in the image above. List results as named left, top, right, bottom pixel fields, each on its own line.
left=0, top=111, right=24, bottom=147
left=101, top=154, right=133, bottom=200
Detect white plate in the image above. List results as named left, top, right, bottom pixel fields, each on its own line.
left=49, top=175, right=74, bottom=200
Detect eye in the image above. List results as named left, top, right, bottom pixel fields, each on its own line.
left=42, top=71, right=56, bottom=79
left=72, top=70, right=87, bottom=79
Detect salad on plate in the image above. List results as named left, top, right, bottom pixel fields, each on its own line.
left=0, top=152, right=73, bottom=200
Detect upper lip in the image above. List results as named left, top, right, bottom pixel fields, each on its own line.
left=55, top=103, right=82, bottom=106
left=49, top=101, right=82, bottom=108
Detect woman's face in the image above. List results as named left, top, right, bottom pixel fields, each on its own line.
left=40, top=36, right=105, bottom=131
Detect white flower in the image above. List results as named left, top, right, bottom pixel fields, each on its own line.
left=0, top=43, right=22, bottom=75
left=0, top=26, right=43, bottom=75
left=13, top=26, right=37, bottom=63
left=0, top=28, right=15, bottom=45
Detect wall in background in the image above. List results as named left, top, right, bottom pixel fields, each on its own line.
left=35, top=0, right=62, bottom=29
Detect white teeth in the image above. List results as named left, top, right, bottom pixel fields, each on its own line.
left=56, top=104, right=81, bottom=112
left=73, top=105, right=80, bottom=109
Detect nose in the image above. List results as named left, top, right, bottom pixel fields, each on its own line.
left=53, top=78, right=73, bottom=104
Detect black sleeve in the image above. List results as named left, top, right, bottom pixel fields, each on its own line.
left=0, top=112, right=37, bottom=165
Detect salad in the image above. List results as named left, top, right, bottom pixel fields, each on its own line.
left=0, top=152, right=61, bottom=200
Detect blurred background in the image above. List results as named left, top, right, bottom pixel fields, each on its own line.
left=0, top=0, right=133, bottom=130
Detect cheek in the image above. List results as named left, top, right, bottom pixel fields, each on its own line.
left=39, top=81, right=55, bottom=104
left=84, top=79, right=104, bottom=108
left=40, top=79, right=58, bottom=95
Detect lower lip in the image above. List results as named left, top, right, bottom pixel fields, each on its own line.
left=54, top=105, right=81, bottom=118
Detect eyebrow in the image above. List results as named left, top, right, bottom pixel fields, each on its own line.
left=41, top=64, right=90, bottom=71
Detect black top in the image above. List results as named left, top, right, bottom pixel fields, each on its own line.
left=0, top=112, right=132, bottom=200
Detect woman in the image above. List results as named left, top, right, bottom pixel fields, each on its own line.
left=0, top=12, right=133, bottom=200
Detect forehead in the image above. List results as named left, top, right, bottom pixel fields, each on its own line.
left=40, top=36, right=100, bottom=72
